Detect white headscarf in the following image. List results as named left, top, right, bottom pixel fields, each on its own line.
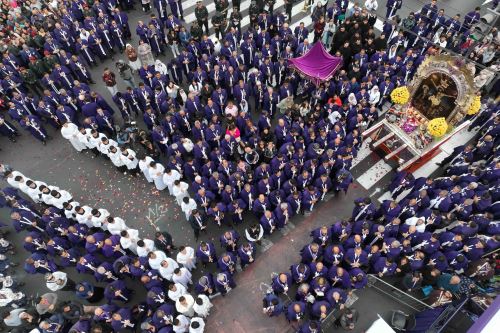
left=348, top=93, right=357, bottom=106
left=155, top=59, right=168, bottom=76
left=369, top=85, right=380, bottom=105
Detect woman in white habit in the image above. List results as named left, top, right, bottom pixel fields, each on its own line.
left=176, top=246, right=196, bottom=271
left=154, top=59, right=169, bottom=76
left=148, top=161, right=167, bottom=191
left=369, top=85, right=381, bottom=106
left=61, top=122, right=87, bottom=152
left=193, top=295, right=213, bottom=318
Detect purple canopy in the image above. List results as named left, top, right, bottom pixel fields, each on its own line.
left=288, top=42, right=343, bottom=86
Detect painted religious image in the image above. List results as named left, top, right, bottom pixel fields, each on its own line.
left=411, top=73, right=458, bottom=120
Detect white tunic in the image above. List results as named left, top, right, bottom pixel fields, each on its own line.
left=81, top=128, right=93, bottom=148
left=173, top=315, right=191, bottom=333
left=109, top=150, right=126, bottom=167
left=88, top=133, right=105, bottom=149
left=25, top=185, right=42, bottom=203
left=163, top=170, right=181, bottom=195
left=77, top=129, right=91, bottom=149
left=91, top=208, right=110, bottom=228
left=149, top=164, right=167, bottom=191
left=76, top=205, right=93, bottom=226
left=172, top=182, right=189, bottom=205
left=176, top=247, right=196, bottom=271
left=136, top=238, right=156, bottom=257
left=189, top=317, right=205, bottom=333
left=98, top=139, right=118, bottom=155
left=61, top=123, right=86, bottom=151
left=168, top=283, right=187, bottom=301
left=121, top=149, right=139, bottom=169
left=148, top=250, right=168, bottom=269
left=175, top=294, right=195, bottom=317
left=193, top=295, right=213, bottom=318
left=63, top=201, right=80, bottom=220
left=120, top=228, right=140, bottom=254
left=181, top=198, right=197, bottom=220
left=172, top=267, right=192, bottom=288
left=106, top=217, right=127, bottom=235
left=6, top=170, right=25, bottom=189
left=139, top=156, right=154, bottom=182
left=50, top=190, right=73, bottom=209
left=159, top=257, right=180, bottom=280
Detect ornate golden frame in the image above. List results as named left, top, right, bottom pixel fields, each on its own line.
left=408, top=55, right=475, bottom=126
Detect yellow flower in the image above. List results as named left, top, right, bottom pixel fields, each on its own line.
left=390, top=86, right=410, bottom=105
left=427, top=117, right=448, bottom=137
left=467, top=96, right=481, bottom=115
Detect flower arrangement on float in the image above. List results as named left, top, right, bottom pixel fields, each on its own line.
left=427, top=117, right=448, bottom=137
left=467, top=95, right=481, bottom=115
left=390, top=86, right=410, bottom=105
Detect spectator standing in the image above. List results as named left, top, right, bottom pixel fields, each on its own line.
left=102, top=68, right=118, bottom=96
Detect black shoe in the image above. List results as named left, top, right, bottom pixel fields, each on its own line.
left=42, top=140, right=47, bottom=145
left=9, top=137, right=16, bottom=142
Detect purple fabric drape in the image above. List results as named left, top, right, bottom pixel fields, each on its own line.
left=288, top=42, right=343, bottom=86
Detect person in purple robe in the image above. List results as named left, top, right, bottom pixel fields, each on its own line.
left=215, top=271, right=236, bottom=296
left=272, top=272, right=292, bottom=295
left=286, top=301, right=307, bottom=323
left=217, top=252, right=237, bottom=275
left=344, top=246, right=368, bottom=269
left=262, top=293, right=284, bottom=317
left=111, top=307, right=135, bottom=332
left=301, top=243, right=323, bottom=264
left=237, top=242, right=256, bottom=268
left=84, top=232, right=106, bottom=254
left=24, top=252, right=58, bottom=274
left=104, top=279, right=132, bottom=303
left=195, top=273, right=216, bottom=296
left=20, top=115, right=48, bottom=144
left=349, top=268, right=367, bottom=289
left=196, top=242, right=217, bottom=267
left=372, top=257, right=397, bottom=277
left=290, top=263, right=311, bottom=284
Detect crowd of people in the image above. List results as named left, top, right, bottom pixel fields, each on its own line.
left=0, top=0, right=499, bottom=332
left=1, top=164, right=224, bottom=332
left=262, top=103, right=499, bottom=331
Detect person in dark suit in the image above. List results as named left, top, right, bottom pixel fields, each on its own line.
left=189, top=209, right=207, bottom=241
left=154, top=231, right=176, bottom=255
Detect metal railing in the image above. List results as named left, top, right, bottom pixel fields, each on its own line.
left=426, top=297, right=469, bottom=333
left=367, top=274, right=434, bottom=312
